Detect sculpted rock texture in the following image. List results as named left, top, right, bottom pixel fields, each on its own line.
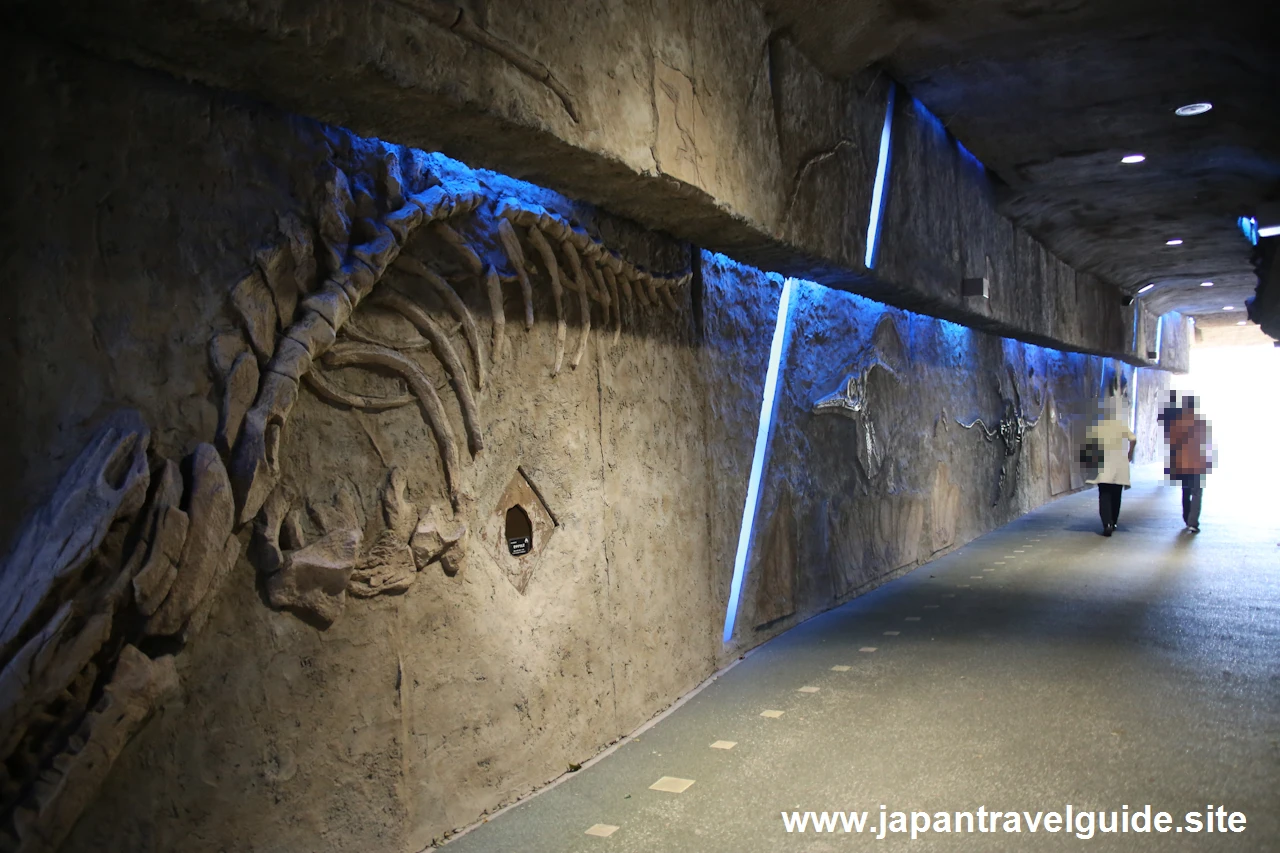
left=732, top=273, right=1109, bottom=630
left=146, top=444, right=237, bottom=638
left=0, top=410, right=150, bottom=663
left=27, top=0, right=1175, bottom=365
left=0, top=411, right=212, bottom=853
left=1, top=47, right=1164, bottom=853
left=749, top=486, right=798, bottom=628
left=9, top=647, right=179, bottom=853
left=130, top=460, right=188, bottom=617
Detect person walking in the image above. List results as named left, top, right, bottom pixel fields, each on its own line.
left=1086, top=401, right=1137, bottom=536
left=1168, top=395, right=1211, bottom=532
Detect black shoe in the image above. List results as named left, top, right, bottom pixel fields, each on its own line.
left=1102, top=524, right=1113, bottom=537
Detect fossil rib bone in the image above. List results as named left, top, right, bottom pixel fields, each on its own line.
left=376, top=290, right=484, bottom=456
left=391, top=254, right=486, bottom=389
left=497, top=219, right=535, bottom=331
left=526, top=225, right=566, bottom=375
left=303, top=368, right=416, bottom=411
left=428, top=221, right=484, bottom=277
left=324, top=342, right=462, bottom=508
left=600, top=265, right=623, bottom=345
left=559, top=240, right=593, bottom=369
left=485, top=265, right=506, bottom=367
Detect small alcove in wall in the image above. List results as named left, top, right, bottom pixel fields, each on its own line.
left=482, top=467, right=558, bottom=594
left=505, top=504, right=533, bottom=556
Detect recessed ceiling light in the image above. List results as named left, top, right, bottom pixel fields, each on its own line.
left=1138, top=283, right=1156, bottom=294
left=1224, top=305, right=1235, bottom=310
left=1200, top=281, right=1214, bottom=287
left=1121, top=154, right=1146, bottom=164
left=1166, top=239, right=1183, bottom=246
left=1176, top=103, right=1213, bottom=117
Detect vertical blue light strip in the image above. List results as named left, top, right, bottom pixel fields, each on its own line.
left=722, top=278, right=794, bottom=644
left=864, top=84, right=897, bottom=270
left=1154, top=316, right=1164, bottom=365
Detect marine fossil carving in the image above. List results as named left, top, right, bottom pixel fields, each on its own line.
left=956, top=367, right=1045, bottom=505
left=390, top=255, right=487, bottom=388
left=813, top=355, right=899, bottom=479
left=0, top=414, right=234, bottom=853
left=0, top=140, right=690, bottom=849
left=812, top=316, right=906, bottom=481
left=524, top=225, right=567, bottom=374
left=379, top=0, right=580, bottom=123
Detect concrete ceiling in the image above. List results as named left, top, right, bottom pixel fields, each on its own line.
left=761, top=0, right=1280, bottom=321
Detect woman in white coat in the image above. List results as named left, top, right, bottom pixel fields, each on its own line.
left=1086, top=401, right=1137, bottom=536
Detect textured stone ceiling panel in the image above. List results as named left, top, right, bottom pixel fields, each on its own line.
left=762, top=0, right=1280, bottom=318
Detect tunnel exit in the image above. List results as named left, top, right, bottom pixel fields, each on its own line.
left=1176, top=342, right=1280, bottom=491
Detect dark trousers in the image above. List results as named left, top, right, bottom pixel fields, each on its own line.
left=1098, top=483, right=1123, bottom=527
left=1180, top=476, right=1203, bottom=527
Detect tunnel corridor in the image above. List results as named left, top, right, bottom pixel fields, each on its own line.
left=3, top=1, right=1278, bottom=851
left=446, top=466, right=1279, bottom=851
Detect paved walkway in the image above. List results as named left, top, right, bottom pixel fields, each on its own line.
left=444, top=469, right=1279, bottom=852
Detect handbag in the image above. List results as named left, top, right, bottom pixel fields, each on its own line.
left=1079, top=439, right=1104, bottom=473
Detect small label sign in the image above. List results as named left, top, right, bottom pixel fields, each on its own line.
left=507, top=536, right=531, bottom=556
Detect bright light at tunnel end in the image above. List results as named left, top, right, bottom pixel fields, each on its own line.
left=722, top=278, right=794, bottom=645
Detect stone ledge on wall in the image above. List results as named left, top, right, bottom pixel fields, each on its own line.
left=21, top=0, right=1132, bottom=359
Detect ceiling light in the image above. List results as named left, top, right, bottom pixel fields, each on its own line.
left=1175, top=103, right=1213, bottom=117
left=1166, top=239, right=1183, bottom=246
left=1121, top=154, right=1146, bottom=164
left=1224, top=305, right=1235, bottom=310
left=1200, top=281, right=1214, bottom=287
left=1138, top=283, right=1156, bottom=294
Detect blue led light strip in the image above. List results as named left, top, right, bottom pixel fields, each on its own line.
left=1154, top=316, right=1164, bottom=365
left=864, top=84, right=897, bottom=270
left=722, top=278, right=795, bottom=644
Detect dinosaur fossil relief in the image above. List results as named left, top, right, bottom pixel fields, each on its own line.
left=0, top=137, right=690, bottom=853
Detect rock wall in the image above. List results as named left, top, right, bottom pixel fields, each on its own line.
left=728, top=282, right=1109, bottom=637
left=20, top=0, right=1141, bottom=359
left=1132, top=366, right=1175, bottom=467
left=2, top=32, right=1129, bottom=853
left=2, top=34, right=718, bottom=853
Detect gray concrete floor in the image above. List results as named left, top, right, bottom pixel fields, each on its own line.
left=443, top=469, right=1279, bottom=852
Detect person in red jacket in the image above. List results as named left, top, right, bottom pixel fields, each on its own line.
left=1167, top=396, right=1211, bottom=532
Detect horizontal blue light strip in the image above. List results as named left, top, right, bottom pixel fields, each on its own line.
left=722, top=277, right=794, bottom=644
left=865, top=84, right=897, bottom=270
